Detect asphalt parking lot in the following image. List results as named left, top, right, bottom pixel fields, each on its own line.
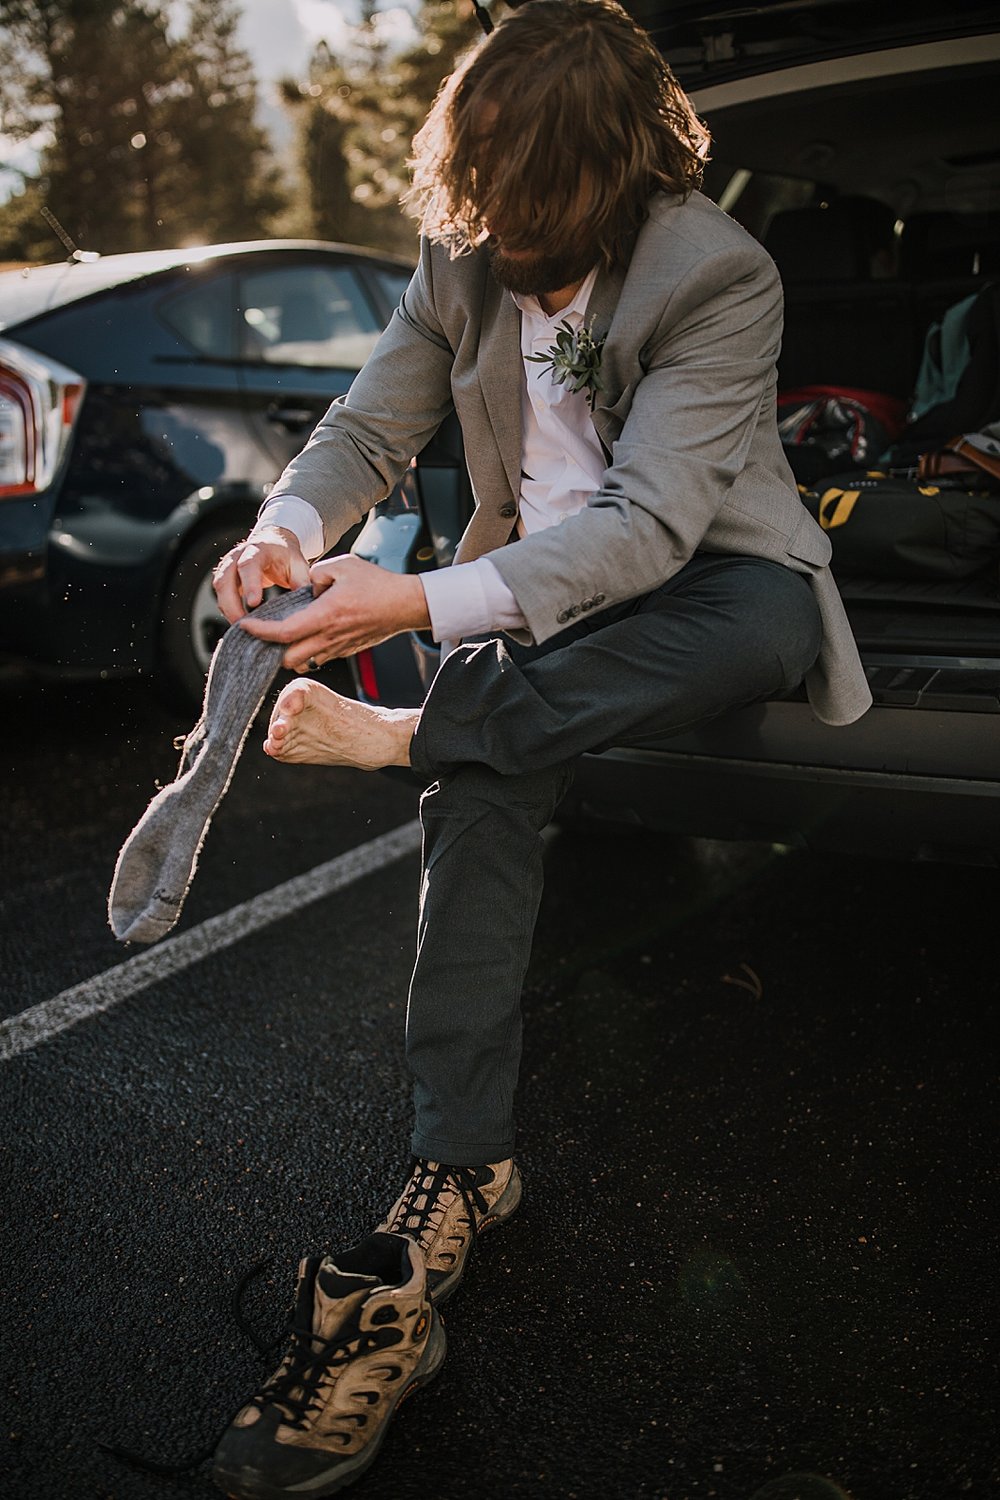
left=1, top=668, right=997, bottom=1500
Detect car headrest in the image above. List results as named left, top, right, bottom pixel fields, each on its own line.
left=764, top=198, right=896, bottom=284
left=898, top=211, right=1000, bottom=279
left=765, top=204, right=867, bottom=283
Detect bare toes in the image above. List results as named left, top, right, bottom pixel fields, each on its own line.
left=276, top=683, right=308, bottom=717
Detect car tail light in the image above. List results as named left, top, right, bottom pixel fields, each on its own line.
left=0, top=337, right=85, bottom=499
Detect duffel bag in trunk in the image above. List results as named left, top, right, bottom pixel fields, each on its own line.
left=799, top=469, right=1000, bottom=580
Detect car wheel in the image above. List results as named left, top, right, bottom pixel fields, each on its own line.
left=157, top=521, right=248, bottom=711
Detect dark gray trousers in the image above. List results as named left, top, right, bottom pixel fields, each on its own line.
left=405, top=553, right=823, bottom=1164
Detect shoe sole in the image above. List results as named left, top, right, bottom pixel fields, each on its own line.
left=211, top=1310, right=447, bottom=1500
left=429, top=1164, right=523, bottom=1307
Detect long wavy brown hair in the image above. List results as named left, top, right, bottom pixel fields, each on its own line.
left=405, top=0, right=710, bottom=266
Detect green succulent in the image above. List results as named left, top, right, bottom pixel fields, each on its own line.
left=527, top=320, right=606, bottom=410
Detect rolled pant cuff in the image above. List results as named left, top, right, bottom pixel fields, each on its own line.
left=410, top=1131, right=515, bottom=1166
left=408, top=735, right=435, bottom=786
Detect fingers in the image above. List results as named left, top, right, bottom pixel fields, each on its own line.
left=236, top=552, right=416, bottom=665
left=235, top=538, right=281, bottom=611
left=240, top=595, right=338, bottom=672
left=309, top=558, right=337, bottom=594
left=213, top=550, right=249, bottom=624
left=240, top=590, right=333, bottom=645
left=284, top=635, right=334, bottom=673
left=212, top=531, right=312, bottom=622
left=239, top=551, right=269, bottom=610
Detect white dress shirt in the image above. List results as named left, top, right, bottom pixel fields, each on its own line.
left=254, top=265, right=606, bottom=642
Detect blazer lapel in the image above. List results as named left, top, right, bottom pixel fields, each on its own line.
left=476, top=270, right=524, bottom=503
left=585, top=258, right=628, bottom=455
left=584, top=258, right=626, bottom=348
left=474, top=254, right=629, bottom=487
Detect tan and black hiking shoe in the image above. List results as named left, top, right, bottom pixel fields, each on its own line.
left=376, top=1157, right=522, bottom=1305
left=212, top=1232, right=444, bottom=1500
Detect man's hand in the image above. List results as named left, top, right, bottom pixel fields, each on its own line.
left=239, top=554, right=431, bottom=670
left=212, top=526, right=312, bottom=623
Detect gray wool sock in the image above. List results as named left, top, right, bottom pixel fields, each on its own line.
left=109, top=585, right=314, bottom=944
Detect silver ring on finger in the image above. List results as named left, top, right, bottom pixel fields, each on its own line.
left=306, top=657, right=320, bottom=672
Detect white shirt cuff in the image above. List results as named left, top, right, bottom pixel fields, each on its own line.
left=253, top=495, right=326, bottom=561
left=420, top=557, right=526, bottom=642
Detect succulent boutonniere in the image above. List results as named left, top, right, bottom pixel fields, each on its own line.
left=526, top=319, right=606, bottom=410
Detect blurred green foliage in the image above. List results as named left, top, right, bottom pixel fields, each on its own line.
left=275, top=0, right=478, bottom=257
left=0, top=0, right=284, bottom=259
left=0, top=0, right=481, bottom=263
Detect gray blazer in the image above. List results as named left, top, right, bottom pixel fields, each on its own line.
left=269, top=190, right=873, bottom=726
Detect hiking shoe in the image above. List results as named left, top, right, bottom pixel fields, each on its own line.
left=212, top=1232, right=445, bottom=1500
left=376, top=1157, right=522, bottom=1305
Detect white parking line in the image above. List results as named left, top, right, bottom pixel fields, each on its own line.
left=0, top=819, right=422, bottom=1064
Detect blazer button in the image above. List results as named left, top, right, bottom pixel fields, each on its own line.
left=592, top=592, right=606, bottom=606
left=556, top=608, right=571, bottom=624
left=581, top=597, right=594, bottom=611
left=498, top=502, right=517, bottom=519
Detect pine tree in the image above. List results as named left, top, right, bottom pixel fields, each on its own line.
left=277, top=40, right=369, bottom=246
left=282, top=0, right=478, bottom=258
left=0, top=0, right=286, bottom=259
left=170, top=0, right=286, bottom=244
left=1, top=1, right=146, bottom=254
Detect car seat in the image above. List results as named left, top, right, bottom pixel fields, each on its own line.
left=764, top=197, right=916, bottom=397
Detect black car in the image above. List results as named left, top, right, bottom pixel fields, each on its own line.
left=0, top=239, right=441, bottom=705
left=348, top=0, right=1000, bottom=864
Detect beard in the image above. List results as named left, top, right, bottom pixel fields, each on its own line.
left=487, top=237, right=600, bottom=296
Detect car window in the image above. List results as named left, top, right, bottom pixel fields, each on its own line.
left=238, top=265, right=382, bottom=368
left=158, top=273, right=238, bottom=359
left=702, top=160, right=818, bottom=240
left=371, top=266, right=412, bottom=310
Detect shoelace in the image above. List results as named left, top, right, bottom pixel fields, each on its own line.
left=251, top=1323, right=358, bottom=1431
left=95, top=1257, right=285, bottom=1477
left=388, top=1157, right=490, bottom=1251
left=95, top=1164, right=484, bottom=1478
left=252, top=1317, right=404, bottom=1434
left=96, top=1253, right=415, bottom=1476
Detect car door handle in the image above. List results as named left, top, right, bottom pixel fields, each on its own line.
left=266, top=402, right=315, bottom=431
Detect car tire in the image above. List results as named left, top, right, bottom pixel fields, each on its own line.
left=156, top=521, right=248, bottom=712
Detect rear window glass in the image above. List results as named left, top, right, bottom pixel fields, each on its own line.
left=238, top=265, right=382, bottom=368
left=159, top=275, right=237, bottom=359
left=371, top=265, right=412, bottom=311
left=703, top=162, right=818, bottom=240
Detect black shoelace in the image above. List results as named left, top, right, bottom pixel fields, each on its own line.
left=95, top=1162, right=482, bottom=1479
left=97, top=1262, right=410, bottom=1478
left=390, top=1157, right=490, bottom=1249
left=247, top=1317, right=403, bottom=1434
left=95, top=1256, right=283, bottom=1478
left=250, top=1325, right=353, bottom=1433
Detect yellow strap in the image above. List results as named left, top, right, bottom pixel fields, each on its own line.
left=818, top=488, right=861, bottom=528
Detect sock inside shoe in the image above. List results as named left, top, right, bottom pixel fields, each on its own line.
left=310, top=1259, right=385, bottom=1341
left=108, top=586, right=314, bottom=944
left=336, top=1231, right=414, bottom=1286
left=315, top=1261, right=383, bottom=1300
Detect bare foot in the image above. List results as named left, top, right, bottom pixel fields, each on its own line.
left=264, top=679, right=418, bottom=769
